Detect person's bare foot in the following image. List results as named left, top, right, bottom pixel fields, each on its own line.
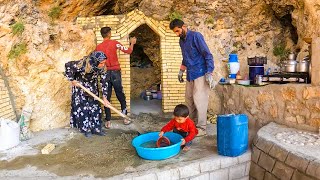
left=182, top=146, right=190, bottom=152
left=105, top=121, right=111, bottom=129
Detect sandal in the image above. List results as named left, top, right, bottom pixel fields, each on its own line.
left=196, top=127, right=207, bottom=137
left=105, top=121, right=111, bottom=129
left=123, top=119, right=132, bottom=125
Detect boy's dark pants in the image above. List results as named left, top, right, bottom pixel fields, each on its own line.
left=104, top=70, right=127, bottom=121
left=173, top=128, right=192, bottom=147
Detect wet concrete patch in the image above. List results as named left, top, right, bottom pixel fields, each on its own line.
left=0, top=129, right=142, bottom=177
left=0, top=113, right=218, bottom=178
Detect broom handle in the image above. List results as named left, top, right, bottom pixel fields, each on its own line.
left=76, top=82, right=132, bottom=121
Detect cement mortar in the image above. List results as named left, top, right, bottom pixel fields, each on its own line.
left=0, top=114, right=217, bottom=178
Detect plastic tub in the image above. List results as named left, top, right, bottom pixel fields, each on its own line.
left=152, top=93, right=158, bottom=99
left=132, top=132, right=182, bottom=160
left=217, top=114, right=248, bottom=157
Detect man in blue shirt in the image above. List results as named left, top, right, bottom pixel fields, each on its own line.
left=170, top=19, right=215, bottom=136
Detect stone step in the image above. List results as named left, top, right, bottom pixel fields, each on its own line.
left=250, top=122, right=320, bottom=180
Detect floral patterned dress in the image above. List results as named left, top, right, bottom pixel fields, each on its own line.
left=65, top=60, right=108, bottom=133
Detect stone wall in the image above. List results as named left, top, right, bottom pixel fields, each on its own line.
left=217, top=84, right=320, bottom=135
left=250, top=123, right=320, bottom=180
left=77, top=9, right=185, bottom=113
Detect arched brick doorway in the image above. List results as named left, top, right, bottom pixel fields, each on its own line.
left=129, top=24, right=162, bottom=114
left=77, top=9, right=185, bottom=115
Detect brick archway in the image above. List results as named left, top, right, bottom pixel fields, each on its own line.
left=77, top=9, right=185, bottom=114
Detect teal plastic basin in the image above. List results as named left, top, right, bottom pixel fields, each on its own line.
left=132, top=132, right=182, bottom=160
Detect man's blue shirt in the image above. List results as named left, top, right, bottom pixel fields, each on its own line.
left=179, top=30, right=214, bottom=81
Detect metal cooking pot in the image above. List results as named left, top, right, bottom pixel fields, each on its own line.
left=145, top=90, right=152, bottom=96
left=284, top=60, right=297, bottom=72
left=309, top=61, right=312, bottom=80
left=296, top=60, right=309, bottom=72
left=143, top=95, right=153, bottom=101
left=255, top=75, right=263, bottom=85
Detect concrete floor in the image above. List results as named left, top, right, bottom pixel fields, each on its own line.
left=0, top=119, right=222, bottom=179
left=130, top=97, right=162, bottom=115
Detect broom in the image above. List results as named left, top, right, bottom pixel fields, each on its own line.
left=76, top=82, right=145, bottom=134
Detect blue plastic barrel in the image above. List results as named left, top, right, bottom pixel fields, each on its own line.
left=217, top=114, right=248, bottom=157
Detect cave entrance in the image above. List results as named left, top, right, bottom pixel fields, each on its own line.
left=129, top=24, right=162, bottom=115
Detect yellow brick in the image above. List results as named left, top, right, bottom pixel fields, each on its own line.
left=145, top=18, right=158, bottom=31
left=133, top=14, right=144, bottom=22
left=3, top=112, right=15, bottom=120
left=41, top=144, right=55, bottom=154
left=117, top=26, right=126, bottom=34
left=127, top=10, right=135, bottom=17
left=0, top=101, right=9, bottom=108
left=0, top=105, right=12, bottom=112
left=0, top=109, right=13, bottom=117
left=0, top=97, right=10, bottom=102
left=119, top=32, right=129, bottom=39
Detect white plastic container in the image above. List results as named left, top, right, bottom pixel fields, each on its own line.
left=0, top=118, right=20, bottom=151
left=228, top=54, right=240, bottom=78
left=229, top=62, right=240, bottom=74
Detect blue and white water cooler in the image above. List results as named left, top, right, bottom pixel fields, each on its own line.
left=228, top=54, right=240, bottom=79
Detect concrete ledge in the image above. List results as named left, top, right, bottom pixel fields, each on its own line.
left=250, top=122, right=320, bottom=180
left=108, top=151, right=251, bottom=180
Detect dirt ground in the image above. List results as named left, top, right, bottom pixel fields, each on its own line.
left=0, top=113, right=217, bottom=178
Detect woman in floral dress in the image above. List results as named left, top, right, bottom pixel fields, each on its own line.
left=65, top=51, right=110, bottom=137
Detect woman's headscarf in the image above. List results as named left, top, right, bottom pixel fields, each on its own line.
left=77, top=51, right=107, bottom=73
left=89, top=51, right=107, bottom=72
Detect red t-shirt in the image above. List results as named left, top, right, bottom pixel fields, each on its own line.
left=161, top=117, right=198, bottom=143
left=96, top=39, right=133, bottom=70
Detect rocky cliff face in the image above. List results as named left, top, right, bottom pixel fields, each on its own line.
left=0, top=0, right=319, bottom=131
left=0, top=0, right=96, bottom=130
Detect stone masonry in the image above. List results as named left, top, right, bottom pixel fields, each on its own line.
left=250, top=122, right=320, bottom=180
left=107, top=151, right=251, bottom=180
left=0, top=68, right=16, bottom=121
left=76, top=9, right=185, bottom=114
left=217, top=84, right=320, bottom=135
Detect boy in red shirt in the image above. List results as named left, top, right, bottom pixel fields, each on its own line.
left=96, top=27, right=137, bottom=127
left=159, top=104, right=198, bottom=151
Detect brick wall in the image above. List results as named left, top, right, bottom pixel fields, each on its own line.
left=77, top=9, right=185, bottom=114
left=0, top=69, right=16, bottom=121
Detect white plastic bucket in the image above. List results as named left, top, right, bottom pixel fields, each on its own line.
left=0, top=119, right=20, bottom=151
